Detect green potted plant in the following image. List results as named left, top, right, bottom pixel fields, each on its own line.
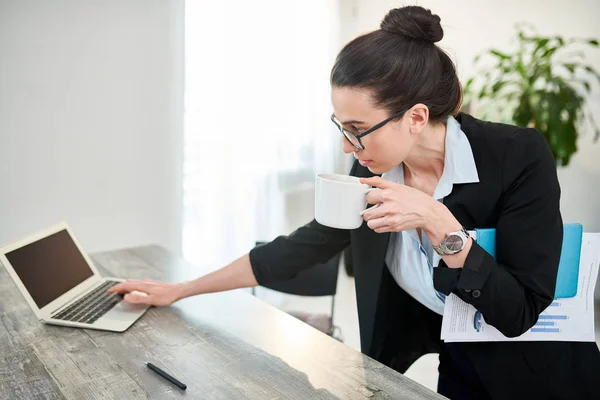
left=464, top=24, right=600, bottom=166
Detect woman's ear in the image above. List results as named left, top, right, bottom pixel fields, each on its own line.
left=407, top=104, right=430, bottom=135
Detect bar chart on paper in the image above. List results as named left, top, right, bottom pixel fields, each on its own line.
left=531, top=304, right=567, bottom=333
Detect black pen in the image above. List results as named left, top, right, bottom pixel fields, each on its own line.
left=145, top=362, right=187, bottom=390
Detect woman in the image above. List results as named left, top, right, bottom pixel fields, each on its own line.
left=109, top=6, right=600, bottom=399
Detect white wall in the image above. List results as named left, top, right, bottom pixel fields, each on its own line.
left=348, top=0, right=600, bottom=232
left=0, top=0, right=184, bottom=253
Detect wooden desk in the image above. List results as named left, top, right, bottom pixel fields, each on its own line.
left=0, top=245, right=445, bottom=399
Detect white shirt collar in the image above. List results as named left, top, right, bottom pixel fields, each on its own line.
left=382, top=116, right=479, bottom=200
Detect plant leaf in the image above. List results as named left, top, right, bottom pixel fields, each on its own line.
left=492, top=81, right=508, bottom=94
left=533, top=38, right=550, bottom=53
left=464, top=77, right=474, bottom=92
left=583, top=65, right=600, bottom=85
left=515, top=60, right=527, bottom=78
left=490, top=49, right=510, bottom=60
left=478, top=87, right=487, bottom=99
left=540, top=47, right=559, bottom=59
left=563, top=63, right=576, bottom=74
left=588, top=39, right=599, bottom=46
left=531, top=37, right=552, bottom=57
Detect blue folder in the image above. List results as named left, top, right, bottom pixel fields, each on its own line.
left=474, top=223, right=583, bottom=299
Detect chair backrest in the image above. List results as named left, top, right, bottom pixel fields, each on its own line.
left=255, top=241, right=341, bottom=297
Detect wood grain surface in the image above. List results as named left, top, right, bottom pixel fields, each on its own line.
left=0, top=245, right=445, bottom=399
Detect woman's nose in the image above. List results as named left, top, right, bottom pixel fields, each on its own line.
left=342, top=138, right=356, bottom=154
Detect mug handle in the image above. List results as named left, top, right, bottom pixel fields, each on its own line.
left=359, top=187, right=382, bottom=216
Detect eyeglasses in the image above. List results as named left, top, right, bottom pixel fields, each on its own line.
left=330, top=109, right=408, bottom=151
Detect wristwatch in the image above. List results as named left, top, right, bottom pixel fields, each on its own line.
left=433, top=228, right=470, bottom=256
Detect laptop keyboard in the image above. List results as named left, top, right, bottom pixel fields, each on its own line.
left=52, top=280, right=123, bottom=325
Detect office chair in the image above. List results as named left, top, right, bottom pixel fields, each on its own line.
left=252, top=241, right=343, bottom=340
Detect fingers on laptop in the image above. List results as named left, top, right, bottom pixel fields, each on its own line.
left=123, top=292, right=152, bottom=304
left=108, top=280, right=154, bottom=294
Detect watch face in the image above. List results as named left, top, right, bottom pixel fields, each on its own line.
left=445, top=234, right=465, bottom=252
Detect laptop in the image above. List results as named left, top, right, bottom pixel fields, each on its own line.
left=0, top=222, right=150, bottom=332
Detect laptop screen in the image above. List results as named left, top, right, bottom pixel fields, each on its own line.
left=5, top=229, right=94, bottom=309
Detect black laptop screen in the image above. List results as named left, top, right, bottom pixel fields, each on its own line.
left=5, top=229, right=94, bottom=309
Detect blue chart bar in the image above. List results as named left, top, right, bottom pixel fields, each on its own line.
left=538, top=315, right=568, bottom=320
left=531, top=328, right=560, bottom=333
left=535, top=321, right=555, bottom=326
left=550, top=302, right=561, bottom=307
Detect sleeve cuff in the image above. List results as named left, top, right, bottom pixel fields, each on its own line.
left=433, top=241, right=492, bottom=298
left=249, top=245, right=270, bottom=285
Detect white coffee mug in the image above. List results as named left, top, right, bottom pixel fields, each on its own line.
left=315, top=173, right=374, bottom=229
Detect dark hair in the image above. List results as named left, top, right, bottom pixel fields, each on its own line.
left=330, top=6, right=462, bottom=122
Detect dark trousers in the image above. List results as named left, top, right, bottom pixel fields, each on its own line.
left=437, top=343, right=491, bottom=400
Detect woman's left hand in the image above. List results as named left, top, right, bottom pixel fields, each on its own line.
left=360, top=176, right=436, bottom=233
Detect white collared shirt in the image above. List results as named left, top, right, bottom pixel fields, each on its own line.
left=382, top=116, right=480, bottom=315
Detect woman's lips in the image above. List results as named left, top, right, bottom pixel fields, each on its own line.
left=358, top=159, right=372, bottom=166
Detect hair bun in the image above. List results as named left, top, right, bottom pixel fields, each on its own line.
left=380, top=6, right=443, bottom=44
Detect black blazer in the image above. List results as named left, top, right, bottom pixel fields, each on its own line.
left=249, top=113, right=600, bottom=399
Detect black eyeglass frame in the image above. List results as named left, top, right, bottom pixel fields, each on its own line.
left=330, top=109, right=408, bottom=151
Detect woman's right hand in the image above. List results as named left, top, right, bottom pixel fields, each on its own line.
left=107, top=279, right=184, bottom=307
left=107, top=253, right=258, bottom=306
